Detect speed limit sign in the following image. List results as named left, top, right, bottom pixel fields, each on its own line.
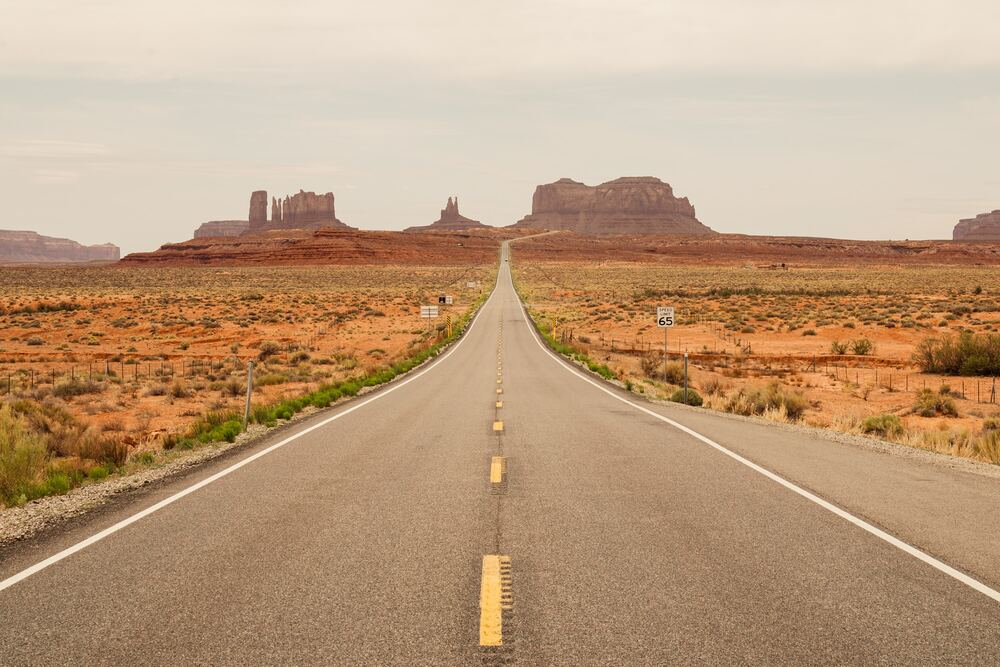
left=656, top=306, right=675, bottom=328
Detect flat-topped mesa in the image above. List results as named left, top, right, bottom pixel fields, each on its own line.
left=953, top=210, right=1000, bottom=241
left=194, top=220, right=250, bottom=238
left=246, top=189, right=354, bottom=234
left=404, top=196, right=488, bottom=232
left=0, top=230, right=120, bottom=263
left=512, top=176, right=714, bottom=235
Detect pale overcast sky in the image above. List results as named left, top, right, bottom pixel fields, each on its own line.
left=2, top=1, right=999, bottom=253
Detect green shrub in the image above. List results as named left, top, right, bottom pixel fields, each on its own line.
left=850, top=338, right=874, bottom=355
left=982, top=416, right=1000, bottom=432
left=52, top=380, right=103, bottom=398
left=46, top=472, right=72, bottom=494
left=830, top=340, right=848, bottom=355
left=861, top=414, right=904, bottom=438
left=670, top=388, right=703, bottom=406
left=913, top=332, right=1000, bottom=376
left=0, top=405, right=49, bottom=506
left=913, top=388, right=959, bottom=418
left=87, top=466, right=108, bottom=481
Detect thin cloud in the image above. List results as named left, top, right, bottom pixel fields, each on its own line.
left=30, top=169, right=80, bottom=184
left=0, top=140, right=110, bottom=159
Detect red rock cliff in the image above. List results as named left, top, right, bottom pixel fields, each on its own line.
left=513, top=177, right=713, bottom=235
left=0, top=230, right=120, bottom=263
left=953, top=210, right=1000, bottom=241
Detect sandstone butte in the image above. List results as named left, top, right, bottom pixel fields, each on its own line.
left=193, top=189, right=355, bottom=238
left=120, top=228, right=522, bottom=266
left=404, top=196, right=489, bottom=232
left=953, top=210, right=1000, bottom=241
left=510, top=176, right=714, bottom=235
left=0, top=230, right=120, bottom=263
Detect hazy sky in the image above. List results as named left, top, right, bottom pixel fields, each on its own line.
left=2, top=1, right=999, bottom=253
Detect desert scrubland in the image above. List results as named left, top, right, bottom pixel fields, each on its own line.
left=0, top=264, right=494, bottom=507
left=514, top=260, right=1000, bottom=464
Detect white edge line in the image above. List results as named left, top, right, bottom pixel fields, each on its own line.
left=0, top=266, right=503, bottom=594
left=506, top=248, right=1000, bottom=604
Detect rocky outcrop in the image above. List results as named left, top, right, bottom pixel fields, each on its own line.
left=193, top=220, right=250, bottom=238
left=247, top=189, right=352, bottom=233
left=405, top=196, right=488, bottom=232
left=512, top=177, right=714, bottom=235
left=0, top=230, right=120, bottom=263
left=120, top=228, right=507, bottom=266
left=248, top=190, right=268, bottom=229
left=953, top=210, right=1000, bottom=241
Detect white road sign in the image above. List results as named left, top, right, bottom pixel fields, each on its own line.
left=467, top=281, right=477, bottom=288
left=420, top=305, right=440, bottom=318
left=656, top=306, right=675, bottom=328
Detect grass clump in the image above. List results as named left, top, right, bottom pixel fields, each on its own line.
left=724, top=381, right=808, bottom=421
left=861, top=413, right=905, bottom=438
left=0, top=404, right=49, bottom=506
left=640, top=356, right=684, bottom=383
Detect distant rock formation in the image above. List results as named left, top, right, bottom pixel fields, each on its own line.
left=953, top=210, right=1000, bottom=241
left=120, top=228, right=503, bottom=266
left=248, top=190, right=268, bottom=229
left=0, top=230, right=120, bottom=263
left=246, top=189, right=353, bottom=234
left=193, top=220, right=250, bottom=238
left=511, top=177, right=714, bottom=235
left=405, top=196, right=488, bottom=232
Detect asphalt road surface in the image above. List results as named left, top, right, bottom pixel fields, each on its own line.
left=1, top=242, right=999, bottom=665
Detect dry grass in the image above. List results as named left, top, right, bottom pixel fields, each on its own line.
left=516, top=260, right=1000, bottom=465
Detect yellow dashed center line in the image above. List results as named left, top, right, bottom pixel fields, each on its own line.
left=495, top=400, right=503, bottom=408
left=479, top=555, right=512, bottom=647
left=492, top=420, right=504, bottom=433
left=490, top=456, right=505, bottom=484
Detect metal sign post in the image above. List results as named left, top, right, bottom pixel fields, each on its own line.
left=656, top=306, right=675, bottom=383
left=421, top=305, right=440, bottom=333
left=243, top=360, right=255, bottom=430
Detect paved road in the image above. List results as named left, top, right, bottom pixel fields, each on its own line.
left=1, top=242, right=999, bottom=665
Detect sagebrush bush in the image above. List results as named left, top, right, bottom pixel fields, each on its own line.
left=913, top=388, right=959, bottom=418
left=724, top=381, right=807, bottom=421
left=850, top=338, right=874, bottom=355
left=670, top=388, right=703, bottom=406
left=861, top=414, right=904, bottom=438
left=640, top=356, right=684, bottom=383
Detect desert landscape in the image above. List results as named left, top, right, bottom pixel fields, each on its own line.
left=0, top=260, right=495, bottom=506
left=512, top=233, right=1000, bottom=464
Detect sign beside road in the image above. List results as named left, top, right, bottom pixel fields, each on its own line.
left=438, top=295, right=454, bottom=305
left=656, top=306, right=675, bottom=328
left=420, top=305, right=439, bottom=318
left=467, top=281, right=477, bottom=289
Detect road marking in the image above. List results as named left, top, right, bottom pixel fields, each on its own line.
left=496, top=378, right=502, bottom=384
left=0, top=270, right=504, bottom=594
left=497, top=388, right=503, bottom=394
left=493, top=421, right=504, bottom=433
left=496, top=400, right=503, bottom=408
left=479, top=555, right=512, bottom=647
left=508, top=255, right=1000, bottom=604
left=490, top=456, right=505, bottom=484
